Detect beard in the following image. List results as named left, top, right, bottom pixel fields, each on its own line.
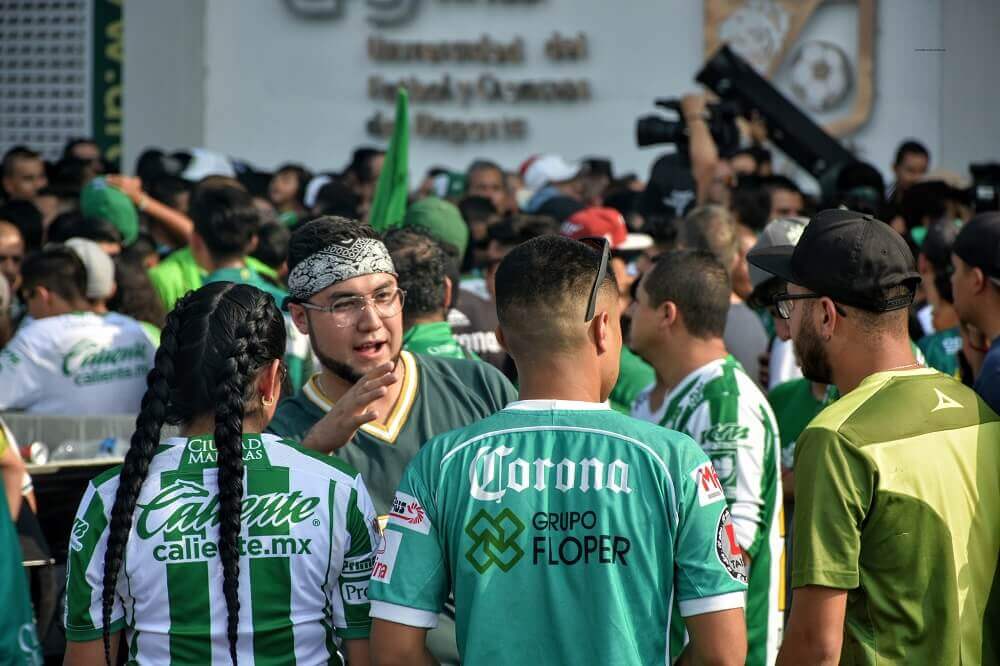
left=793, top=313, right=833, bottom=385
left=306, top=316, right=398, bottom=385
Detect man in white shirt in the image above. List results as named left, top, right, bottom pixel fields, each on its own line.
left=0, top=246, right=155, bottom=414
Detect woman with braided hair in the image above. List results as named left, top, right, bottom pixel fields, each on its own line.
left=64, top=282, right=380, bottom=665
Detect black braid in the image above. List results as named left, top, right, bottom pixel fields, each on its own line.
left=100, top=292, right=189, bottom=666
left=213, top=296, right=273, bottom=664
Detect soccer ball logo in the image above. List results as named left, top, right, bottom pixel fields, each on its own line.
left=788, top=40, right=853, bottom=112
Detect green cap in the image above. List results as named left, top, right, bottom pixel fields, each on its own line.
left=402, top=196, right=469, bottom=257
left=80, top=177, right=139, bottom=244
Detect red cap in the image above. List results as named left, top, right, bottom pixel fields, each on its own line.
left=560, top=207, right=653, bottom=252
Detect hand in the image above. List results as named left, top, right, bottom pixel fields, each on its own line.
left=105, top=174, right=144, bottom=203
left=680, top=93, right=707, bottom=120
left=303, top=362, right=398, bottom=454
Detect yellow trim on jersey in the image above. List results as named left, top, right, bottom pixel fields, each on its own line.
left=302, top=350, right=419, bottom=444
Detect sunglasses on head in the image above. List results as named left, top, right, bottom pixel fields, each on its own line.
left=577, top=237, right=611, bottom=322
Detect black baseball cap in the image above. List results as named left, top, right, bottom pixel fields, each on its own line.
left=953, top=212, right=1000, bottom=280
left=747, top=208, right=921, bottom=312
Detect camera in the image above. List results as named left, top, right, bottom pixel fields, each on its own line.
left=635, top=98, right=743, bottom=159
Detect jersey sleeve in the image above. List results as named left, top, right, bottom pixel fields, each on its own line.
left=686, top=399, right=771, bottom=556
left=791, top=426, right=875, bottom=590
left=672, top=438, right=748, bottom=617
left=64, top=480, right=123, bottom=641
left=0, top=335, right=43, bottom=410
left=330, top=476, right=381, bottom=640
left=367, top=450, right=448, bottom=629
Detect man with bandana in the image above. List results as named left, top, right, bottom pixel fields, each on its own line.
left=267, top=216, right=516, bottom=663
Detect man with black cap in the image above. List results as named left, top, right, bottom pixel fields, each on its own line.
left=950, top=211, right=1000, bottom=413
left=749, top=208, right=1000, bottom=665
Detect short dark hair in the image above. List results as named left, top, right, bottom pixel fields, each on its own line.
left=61, top=138, right=99, bottom=161
left=48, top=213, right=123, bottom=246
left=312, top=180, right=360, bottom=219
left=488, top=214, right=560, bottom=249
left=495, top=235, right=617, bottom=354
left=274, top=163, right=313, bottom=205
left=343, top=148, right=384, bottom=185
left=0, top=200, right=43, bottom=252
left=288, top=216, right=379, bottom=274
left=458, top=195, right=498, bottom=225
left=1, top=146, right=41, bottom=178
left=20, top=246, right=88, bottom=303
left=642, top=250, right=731, bottom=339
left=190, top=184, right=260, bottom=262
left=680, top=205, right=737, bottom=273
left=147, top=175, right=190, bottom=210
left=731, top=182, right=771, bottom=231
left=384, top=227, right=448, bottom=321
left=760, top=174, right=801, bottom=195
left=109, top=255, right=167, bottom=328
left=894, top=140, right=930, bottom=167
left=465, top=159, right=504, bottom=184
left=251, top=222, right=290, bottom=270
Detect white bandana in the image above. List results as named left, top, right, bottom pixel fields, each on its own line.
left=287, top=238, right=396, bottom=301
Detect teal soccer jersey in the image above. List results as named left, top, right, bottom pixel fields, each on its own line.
left=368, top=400, right=747, bottom=665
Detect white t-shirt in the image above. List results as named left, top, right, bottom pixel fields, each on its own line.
left=0, top=312, right=156, bottom=415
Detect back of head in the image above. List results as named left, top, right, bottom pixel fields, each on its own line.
left=488, top=214, right=560, bottom=250
left=109, top=255, right=167, bottom=328
left=495, top=234, right=617, bottom=357
left=680, top=205, right=738, bottom=275
left=458, top=195, right=498, bottom=226
left=20, top=245, right=88, bottom=304
left=313, top=180, right=360, bottom=219
left=834, top=161, right=885, bottom=214
left=49, top=214, right=123, bottom=247
left=344, top=147, right=384, bottom=185
left=731, top=180, right=771, bottom=231
left=0, top=200, right=43, bottom=252
left=190, top=184, right=259, bottom=261
left=252, top=222, right=291, bottom=270
left=384, top=227, right=448, bottom=322
left=288, top=216, right=379, bottom=274
left=643, top=250, right=731, bottom=340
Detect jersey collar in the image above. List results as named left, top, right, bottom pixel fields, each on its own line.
left=505, top=399, right=611, bottom=411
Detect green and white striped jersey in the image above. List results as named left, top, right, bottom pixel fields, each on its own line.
left=632, top=356, right=784, bottom=666
left=65, top=433, right=379, bottom=665
left=368, top=400, right=747, bottom=665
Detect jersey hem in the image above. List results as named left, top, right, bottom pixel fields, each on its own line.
left=65, top=617, right=125, bottom=642
left=369, top=600, right=440, bottom=628
left=678, top=591, right=746, bottom=617
left=790, top=567, right=858, bottom=590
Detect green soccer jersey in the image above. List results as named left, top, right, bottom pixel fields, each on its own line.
left=792, top=368, right=1000, bottom=665
left=632, top=356, right=784, bottom=666
left=917, top=326, right=962, bottom=378
left=367, top=400, right=748, bottom=665
left=402, top=322, right=476, bottom=360
left=64, top=433, right=380, bottom=665
left=148, top=247, right=278, bottom=313
left=267, top=350, right=518, bottom=516
left=609, top=345, right=656, bottom=415
left=768, top=379, right=838, bottom=470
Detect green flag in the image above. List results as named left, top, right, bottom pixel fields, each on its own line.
left=369, top=88, right=409, bottom=233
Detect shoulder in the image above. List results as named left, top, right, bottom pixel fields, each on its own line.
left=417, top=353, right=514, bottom=392
left=261, top=433, right=365, bottom=487
left=768, top=378, right=807, bottom=402
left=268, top=392, right=321, bottom=438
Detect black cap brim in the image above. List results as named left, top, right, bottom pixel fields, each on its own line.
left=746, top=244, right=801, bottom=287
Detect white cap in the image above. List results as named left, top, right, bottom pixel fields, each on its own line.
left=65, top=238, right=115, bottom=300
left=523, top=154, right=581, bottom=191
left=303, top=175, right=332, bottom=209
left=180, top=148, right=236, bottom=182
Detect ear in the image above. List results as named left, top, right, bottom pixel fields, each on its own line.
left=593, top=310, right=612, bottom=355
left=972, top=267, right=988, bottom=294
left=818, top=297, right=838, bottom=339
left=289, top=303, right=310, bottom=335
left=660, top=301, right=678, bottom=330
left=257, top=359, right=283, bottom=407
left=443, top=276, right=453, bottom=311
left=494, top=325, right=509, bottom=354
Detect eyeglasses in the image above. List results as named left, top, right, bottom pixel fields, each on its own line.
left=578, top=237, right=611, bottom=322
left=298, top=287, right=406, bottom=328
left=772, top=292, right=848, bottom=320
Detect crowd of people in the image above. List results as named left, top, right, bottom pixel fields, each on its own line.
left=0, top=90, right=998, bottom=665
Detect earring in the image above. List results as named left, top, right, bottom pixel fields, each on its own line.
left=262, top=395, right=276, bottom=407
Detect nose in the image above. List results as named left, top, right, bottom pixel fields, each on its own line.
left=355, top=300, right=382, bottom=331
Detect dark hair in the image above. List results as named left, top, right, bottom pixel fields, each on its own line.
left=458, top=195, right=498, bottom=226
left=0, top=201, right=43, bottom=252
left=312, top=180, right=361, bottom=219
left=680, top=205, right=737, bottom=273
left=834, top=161, right=885, bottom=214
left=147, top=175, right=190, bottom=210
left=288, top=216, right=379, bottom=275
left=61, top=138, right=99, bottom=161
left=465, top=159, right=504, bottom=185
left=191, top=184, right=260, bottom=262
left=343, top=148, right=384, bottom=185
left=1, top=146, right=41, bottom=178
left=894, top=140, right=930, bottom=167
left=642, top=249, right=731, bottom=339
left=274, top=163, right=313, bottom=206
left=20, top=245, right=88, bottom=303
left=48, top=213, right=123, bottom=246
left=252, top=222, right=291, bottom=270
left=48, top=157, right=89, bottom=196
left=487, top=214, right=560, bottom=249
left=121, top=232, right=159, bottom=267
left=100, top=282, right=286, bottom=665
left=730, top=182, right=771, bottom=231
left=108, top=256, right=167, bottom=328
left=384, top=227, right=448, bottom=321
left=495, top=235, right=617, bottom=346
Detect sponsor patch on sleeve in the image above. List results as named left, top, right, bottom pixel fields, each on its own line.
left=371, top=529, right=402, bottom=585
left=388, top=491, right=431, bottom=535
left=69, top=518, right=89, bottom=552
left=715, top=507, right=748, bottom=584
left=690, top=462, right=726, bottom=506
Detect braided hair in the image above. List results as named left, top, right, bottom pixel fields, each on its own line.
left=99, top=282, right=286, bottom=665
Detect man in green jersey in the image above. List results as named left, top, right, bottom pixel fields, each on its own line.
left=268, top=217, right=515, bottom=664
left=369, top=235, right=747, bottom=666
left=383, top=226, right=475, bottom=360
left=749, top=208, right=1000, bottom=665
left=628, top=249, right=784, bottom=666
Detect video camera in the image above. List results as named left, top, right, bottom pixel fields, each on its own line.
left=635, top=98, right=743, bottom=160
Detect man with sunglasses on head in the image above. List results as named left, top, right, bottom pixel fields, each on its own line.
left=628, top=249, right=784, bottom=666
left=748, top=208, right=1000, bottom=665
left=369, top=234, right=748, bottom=666
left=268, top=216, right=516, bottom=663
